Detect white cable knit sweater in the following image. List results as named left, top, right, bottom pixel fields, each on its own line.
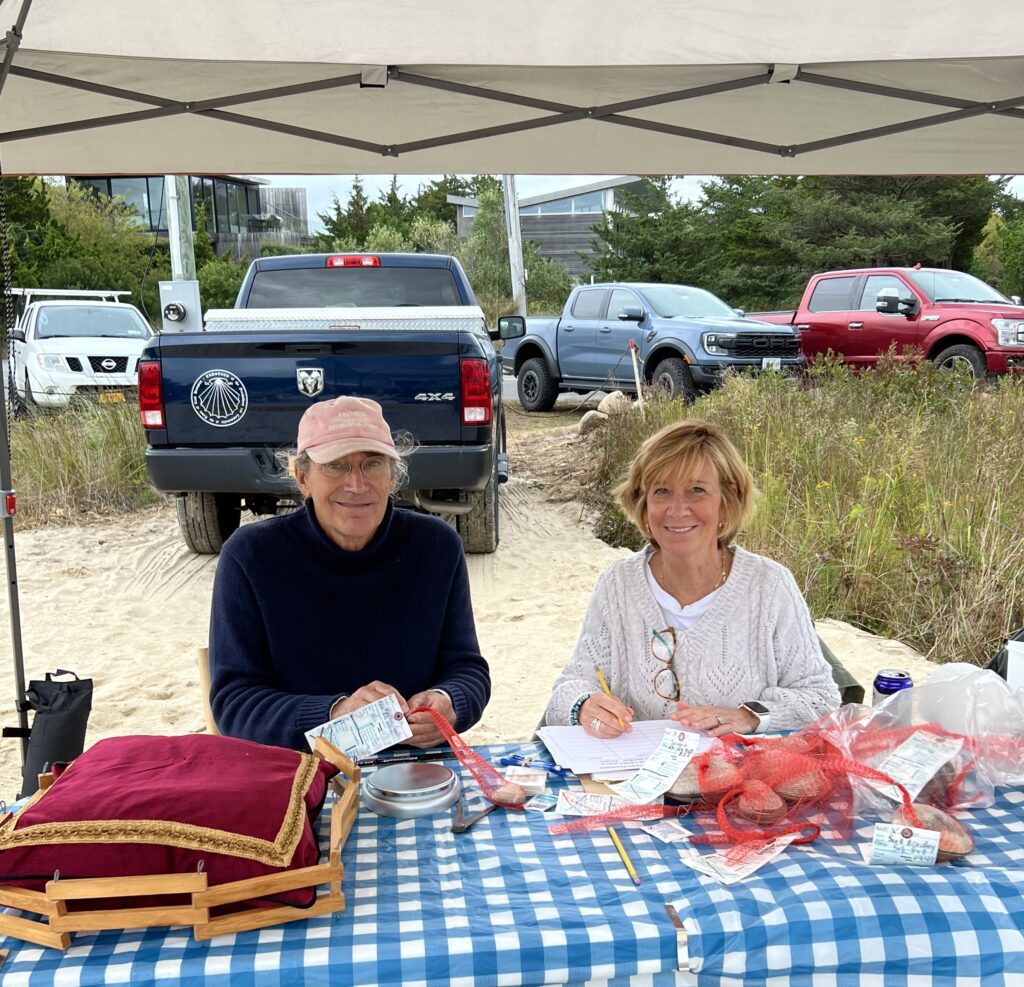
left=544, top=546, right=841, bottom=730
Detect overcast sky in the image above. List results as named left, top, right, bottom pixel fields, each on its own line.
left=257, top=173, right=1024, bottom=235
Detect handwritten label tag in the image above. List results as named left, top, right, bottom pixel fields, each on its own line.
left=869, top=823, right=940, bottom=865
left=304, top=693, right=412, bottom=760
left=867, top=730, right=964, bottom=802
left=679, top=832, right=800, bottom=884
left=553, top=791, right=638, bottom=816
left=524, top=793, right=559, bottom=813
left=640, top=818, right=690, bottom=843
left=609, top=728, right=700, bottom=805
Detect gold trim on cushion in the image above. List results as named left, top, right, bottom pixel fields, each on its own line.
left=0, top=753, right=321, bottom=869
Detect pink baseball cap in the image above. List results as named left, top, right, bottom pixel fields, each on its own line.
left=296, top=396, right=398, bottom=464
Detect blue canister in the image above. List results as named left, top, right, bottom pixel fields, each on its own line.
left=872, top=669, right=913, bottom=705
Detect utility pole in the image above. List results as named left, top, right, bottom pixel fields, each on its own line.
left=502, top=175, right=527, bottom=318
left=165, top=175, right=197, bottom=281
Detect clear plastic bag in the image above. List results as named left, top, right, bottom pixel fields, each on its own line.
left=818, top=664, right=1024, bottom=814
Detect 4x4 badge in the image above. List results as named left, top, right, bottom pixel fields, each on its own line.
left=297, top=367, right=325, bottom=397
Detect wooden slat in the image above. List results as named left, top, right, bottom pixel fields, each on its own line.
left=194, top=892, right=345, bottom=941
left=314, top=736, right=360, bottom=783
left=0, top=947, right=9, bottom=969
left=51, top=904, right=208, bottom=933
left=193, top=863, right=341, bottom=908
left=0, top=885, right=66, bottom=918
left=46, top=872, right=208, bottom=901
left=0, top=914, right=71, bottom=950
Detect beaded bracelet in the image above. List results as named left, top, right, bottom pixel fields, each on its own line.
left=569, top=694, right=591, bottom=726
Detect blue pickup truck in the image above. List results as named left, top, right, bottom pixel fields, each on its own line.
left=138, top=252, right=522, bottom=555
left=500, top=282, right=802, bottom=410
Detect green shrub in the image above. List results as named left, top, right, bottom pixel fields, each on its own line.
left=11, top=402, right=158, bottom=525
left=588, top=360, right=1024, bottom=665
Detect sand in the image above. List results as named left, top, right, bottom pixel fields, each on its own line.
left=0, top=479, right=938, bottom=797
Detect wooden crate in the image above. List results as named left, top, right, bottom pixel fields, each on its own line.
left=0, top=737, right=359, bottom=950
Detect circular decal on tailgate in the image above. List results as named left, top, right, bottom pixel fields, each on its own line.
left=191, top=369, right=248, bottom=427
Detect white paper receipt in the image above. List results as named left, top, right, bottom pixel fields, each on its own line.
left=609, top=728, right=700, bottom=805
left=868, top=730, right=964, bottom=803
left=304, top=693, right=412, bottom=760
left=553, top=791, right=637, bottom=816
left=869, top=823, right=940, bottom=866
left=679, top=832, right=800, bottom=884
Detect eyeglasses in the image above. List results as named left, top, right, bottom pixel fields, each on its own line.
left=316, top=455, right=390, bottom=480
left=651, top=628, right=680, bottom=701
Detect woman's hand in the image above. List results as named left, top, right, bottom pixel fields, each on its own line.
left=672, top=703, right=758, bottom=737
left=405, top=690, right=456, bottom=748
left=580, top=694, right=633, bottom=738
left=332, top=681, right=409, bottom=719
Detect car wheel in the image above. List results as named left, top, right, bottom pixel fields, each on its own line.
left=932, top=344, right=986, bottom=378
left=652, top=358, right=697, bottom=403
left=457, top=415, right=503, bottom=554
left=517, top=358, right=559, bottom=412
left=176, top=492, right=242, bottom=554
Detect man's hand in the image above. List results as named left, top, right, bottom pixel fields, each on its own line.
left=405, top=690, right=455, bottom=748
left=331, top=681, right=409, bottom=719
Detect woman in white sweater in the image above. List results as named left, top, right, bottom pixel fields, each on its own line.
left=545, top=419, right=840, bottom=738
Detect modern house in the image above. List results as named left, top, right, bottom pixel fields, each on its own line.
left=66, top=175, right=311, bottom=257
left=447, top=176, right=648, bottom=278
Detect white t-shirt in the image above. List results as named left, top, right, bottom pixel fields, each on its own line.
left=644, top=553, right=724, bottom=633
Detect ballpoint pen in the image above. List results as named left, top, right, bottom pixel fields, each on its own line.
left=497, top=754, right=570, bottom=776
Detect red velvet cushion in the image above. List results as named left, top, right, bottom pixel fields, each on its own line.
left=0, top=735, right=337, bottom=908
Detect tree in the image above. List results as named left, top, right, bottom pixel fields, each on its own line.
left=316, top=177, right=371, bottom=248
left=365, top=177, right=413, bottom=238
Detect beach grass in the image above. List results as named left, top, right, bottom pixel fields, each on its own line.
left=589, top=355, right=1024, bottom=666
left=9, top=399, right=157, bottom=526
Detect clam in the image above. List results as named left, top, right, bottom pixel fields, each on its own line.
left=891, top=802, right=974, bottom=862
left=774, top=768, right=834, bottom=804
left=735, top=780, right=788, bottom=825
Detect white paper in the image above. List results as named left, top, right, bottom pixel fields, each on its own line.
left=537, top=721, right=711, bottom=775
left=524, top=793, right=560, bottom=813
left=553, top=791, right=637, bottom=816
left=1007, top=640, right=1024, bottom=692
left=304, top=693, right=412, bottom=760
left=868, top=822, right=940, bottom=866
left=866, top=730, right=964, bottom=803
left=609, top=729, right=700, bottom=804
left=640, top=818, right=691, bottom=843
left=679, top=832, right=800, bottom=884
left=503, top=766, right=547, bottom=796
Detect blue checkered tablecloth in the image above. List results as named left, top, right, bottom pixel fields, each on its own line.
left=0, top=741, right=1022, bottom=986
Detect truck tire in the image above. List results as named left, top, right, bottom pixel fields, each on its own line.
left=176, top=492, right=242, bottom=555
left=652, top=357, right=697, bottom=403
left=932, top=344, right=986, bottom=378
left=517, top=358, right=559, bottom=412
left=457, top=417, right=504, bottom=554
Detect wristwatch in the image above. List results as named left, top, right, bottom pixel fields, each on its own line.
left=739, top=701, right=770, bottom=734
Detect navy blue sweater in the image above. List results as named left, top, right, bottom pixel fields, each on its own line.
left=209, top=499, right=490, bottom=750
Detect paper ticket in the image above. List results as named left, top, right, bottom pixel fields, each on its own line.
left=553, top=791, right=637, bottom=816
left=304, top=693, right=412, bottom=759
left=640, top=818, right=690, bottom=843
left=867, top=823, right=940, bottom=866
left=679, top=832, right=800, bottom=884
left=866, top=731, right=964, bottom=803
left=608, top=727, right=700, bottom=805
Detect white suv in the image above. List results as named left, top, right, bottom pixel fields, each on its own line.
left=10, top=290, right=153, bottom=409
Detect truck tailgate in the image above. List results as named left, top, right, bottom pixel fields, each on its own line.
left=152, top=329, right=472, bottom=446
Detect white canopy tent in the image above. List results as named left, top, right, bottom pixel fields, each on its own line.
left=0, top=0, right=1022, bottom=760
left=1, top=0, right=1023, bottom=175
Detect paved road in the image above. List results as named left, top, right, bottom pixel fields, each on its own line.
left=501, top=371, right=608, bottom=410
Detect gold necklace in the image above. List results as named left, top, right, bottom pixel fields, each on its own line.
left=656, top=548, right=729, bottom=604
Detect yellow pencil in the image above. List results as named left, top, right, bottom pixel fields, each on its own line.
left=594, top=666, right=625, bottom=728
left=608, top=825, right=641, bottom=885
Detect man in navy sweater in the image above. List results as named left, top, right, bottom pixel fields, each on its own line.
left=209, top=396, right=491, bottom=751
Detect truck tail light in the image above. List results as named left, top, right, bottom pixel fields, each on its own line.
left=138, top=360, right=165, bottom=428
left=460, top=359, right=492, bottom=426
left=326, top=255, right=380, bottom=268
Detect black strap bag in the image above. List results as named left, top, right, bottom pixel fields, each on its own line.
left=6, top=670, right=93, bottom=797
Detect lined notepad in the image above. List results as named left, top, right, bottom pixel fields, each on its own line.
left=536, top=720, right=711, bottom=775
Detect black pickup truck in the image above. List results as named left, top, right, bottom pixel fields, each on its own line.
left=138, top=252, right=521, bottom=555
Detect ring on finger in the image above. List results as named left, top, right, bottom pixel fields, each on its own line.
left=715, top=714, right=724, bottom=726
left=591, top=717, right=602, bottom=731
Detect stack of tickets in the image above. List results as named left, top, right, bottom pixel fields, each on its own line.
left=503, top=766, right=547, bottom=796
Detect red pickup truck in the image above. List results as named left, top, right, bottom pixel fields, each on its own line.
left=753, top=266, right=1024, bottom=377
